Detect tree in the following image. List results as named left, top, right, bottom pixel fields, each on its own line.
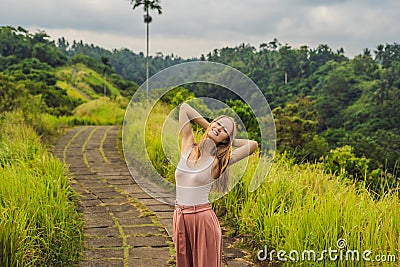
left=0, top=26, right=31, bottom=59
left=32, top=42, right=67, bottom=67
left=374, top=43, right=400, bottom=68
left=273, top=97, right=321, bottom=160
left=315, top=63, right=360, bottom=130
left=57, top=37, right=70, bottom=54
left=322, top=145, right=369, bottom=180
left=226, top=99, right=260, bottom=143
left=130, top=0, right=162, bottom=98
left=0, top=74, right=28, bottom=112
left=101, top=56, right=111, bottom=96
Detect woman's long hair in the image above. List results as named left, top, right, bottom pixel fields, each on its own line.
left=191, top=115, right=236, bottom=192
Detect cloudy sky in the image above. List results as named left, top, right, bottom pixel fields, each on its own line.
left=1, top=0, right=399, bottom=59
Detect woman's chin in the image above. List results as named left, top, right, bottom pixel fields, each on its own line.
left=205, top=135, right=219, bottom=144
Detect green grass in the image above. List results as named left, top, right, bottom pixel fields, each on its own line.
left=74, top=96, right=128, bottom=125
left=74, top=64, right=120, bottom=98
left=123, top=101, right=180, bottom=184
left=55, top=64, right=121, bottom=99
left=81, top=70, right=121, bottom=97
left=0, top=112, right=83, bottom=266
left=212, top=153, right=400, bottom=266
left=56, top=80, right=89, bottom=102
left=124, top=100, right=400, bottom=266
left=16, top=109, right=96, bottom=145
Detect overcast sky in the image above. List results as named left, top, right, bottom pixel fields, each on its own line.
left=1, top=0, right=399, bottom=59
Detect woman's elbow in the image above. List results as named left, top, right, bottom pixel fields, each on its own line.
left=249, top=140, right=258, bottom=154
left=180, top=102, right=190, bottom=111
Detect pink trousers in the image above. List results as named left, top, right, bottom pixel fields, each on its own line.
left=173, top=203, right=222, bottom=267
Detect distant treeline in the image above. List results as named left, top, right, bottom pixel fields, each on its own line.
left=57, top=36, right=190, bottom=85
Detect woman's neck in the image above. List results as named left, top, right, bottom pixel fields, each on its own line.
left=197, top=138, right=216, bottom=158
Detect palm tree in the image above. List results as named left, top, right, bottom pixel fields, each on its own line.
left=101, top=56, right=111, bottom=96
left=130, top=0, right=162, bottom=98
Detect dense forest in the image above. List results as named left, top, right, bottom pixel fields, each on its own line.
left=1, top=25, right=399, bottom=192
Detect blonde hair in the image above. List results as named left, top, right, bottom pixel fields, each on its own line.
left=191, top=116, right=236, bottom=191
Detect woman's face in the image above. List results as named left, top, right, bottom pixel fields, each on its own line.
left=207, top=117, right=234, bottom=144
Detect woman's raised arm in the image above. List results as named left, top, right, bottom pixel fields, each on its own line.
left=179, top=103, right=209, bottom=152
left=229, top=139, right=258, bottom=165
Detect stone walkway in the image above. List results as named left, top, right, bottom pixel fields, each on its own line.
left=53, top=126, right=255, bottom=267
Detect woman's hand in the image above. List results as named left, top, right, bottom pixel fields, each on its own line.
left=230, top=139, right=258, bottom=164
left=180, top=103, right=209, bottom=129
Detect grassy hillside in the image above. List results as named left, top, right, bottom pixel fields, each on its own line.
left=54, top=63, right=128, bottom=125
left=74, top=96, right=128, bottom=125
left=55, top=63, right=122, bottom=100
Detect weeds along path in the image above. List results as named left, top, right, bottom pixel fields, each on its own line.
left=53, top=126, right=254, bottom=267
left=71, top=84, right=93, bottom=101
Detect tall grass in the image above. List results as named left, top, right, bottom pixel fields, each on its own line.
left=18, top=110, right=96, bottom=145
left=56, top=80, right=89, bottom=102
left=74, top=96, right=127, bottom=125
left=126, top=101, right=400, bottom=266
left=0, top=112, right=82, bottom=266
left=123, top=101, right=178, bottom=183
left=55, top=63, right=121, bottom=98
left=76, top=64, right=121, bottom=97
left=213, top=153, right=400, bottom=266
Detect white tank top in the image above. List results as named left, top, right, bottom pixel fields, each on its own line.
left=175, top=148, right=215, bottom=206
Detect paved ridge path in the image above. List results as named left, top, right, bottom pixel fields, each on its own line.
left=53, top=126, right=255, bottom=267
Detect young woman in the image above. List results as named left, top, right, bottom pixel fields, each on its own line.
left=173, top=102, right=258, bottom=267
